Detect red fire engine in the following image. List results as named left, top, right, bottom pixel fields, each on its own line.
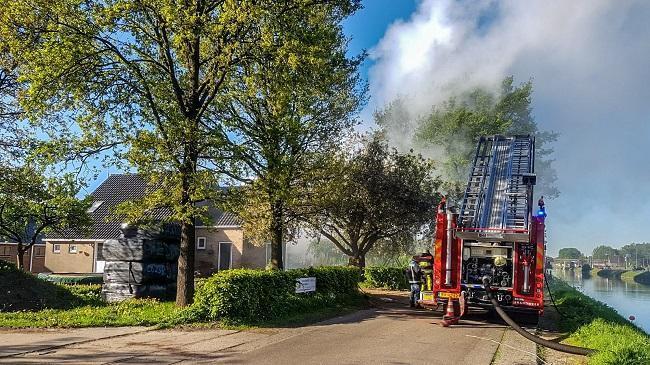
left=419, top=135, right=546, bottom=322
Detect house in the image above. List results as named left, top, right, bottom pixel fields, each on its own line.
left=0, top=241, right=46, bottom=273
left=44, top=174, right=267, bottom=275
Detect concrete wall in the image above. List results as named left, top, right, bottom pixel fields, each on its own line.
left=194, top=227, right=266, bottom=275
left=0, top=243, right=46, bottom=273
left=44, top=241, right=97, bottom=273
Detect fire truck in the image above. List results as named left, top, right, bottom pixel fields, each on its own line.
left=419, top=135, right=546, bottom=321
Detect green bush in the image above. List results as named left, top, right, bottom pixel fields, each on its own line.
left=0, top=262, right=104, bottom=311
left=192, top=266, right=362, bottom=324
left=363, top=266, right=408, bottom=290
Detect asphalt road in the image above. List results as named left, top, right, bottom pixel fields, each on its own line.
left=0, top=292, right=542, bottom=365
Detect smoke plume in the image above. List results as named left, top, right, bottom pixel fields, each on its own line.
left=366, top=0, right=650, bottom=255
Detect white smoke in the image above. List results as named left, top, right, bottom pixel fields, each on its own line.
left=366, top=0, right=650, bottom=255
left=368, top=0, right=636, bottom=116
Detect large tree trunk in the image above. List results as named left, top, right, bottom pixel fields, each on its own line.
left=176, top=166, right=196, bottom=307
left=269, top=199, right=284, bottom=270
left=348, top=253, right=365, bottom=268
left=176, top=219, right=196, bottom=306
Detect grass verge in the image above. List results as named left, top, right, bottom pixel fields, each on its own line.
left=0, top=299, right=181, bottom=328
left=548, top=277, right=650, bottom=365
left=621, top=270, right=650, bottom=286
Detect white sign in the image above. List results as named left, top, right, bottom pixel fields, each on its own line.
left=295, top=277, right=316, bottom=293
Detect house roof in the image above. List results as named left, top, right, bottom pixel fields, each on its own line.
left=47, top=174, right=241, bottom=241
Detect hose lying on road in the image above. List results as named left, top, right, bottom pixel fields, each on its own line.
left=481, top=277, right=594, bottom=356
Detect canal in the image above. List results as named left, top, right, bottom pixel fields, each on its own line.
left=554, top=269, right=650, bottom=333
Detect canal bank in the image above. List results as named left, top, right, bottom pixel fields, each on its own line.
left=546, top=274, right=650, bottom=364
left=555, top=269, right=650, bottom=333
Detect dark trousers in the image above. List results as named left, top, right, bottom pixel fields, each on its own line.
left=410, top=283, right=421, bottom=305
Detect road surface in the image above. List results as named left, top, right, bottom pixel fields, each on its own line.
left=0, top=292, right=544, bottom=364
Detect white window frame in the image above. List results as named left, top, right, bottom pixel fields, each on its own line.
left=53, top=244, right=61, bottom=254
left=218, top=241, right=232, bottom=270
left=197, top=237, right=207, bottom=250
left=69, top=245, right=78, bottom=254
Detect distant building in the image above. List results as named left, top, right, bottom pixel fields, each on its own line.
left=0, top=242, right=46, bottom=273
left=44, top=174, right=267, bottom=275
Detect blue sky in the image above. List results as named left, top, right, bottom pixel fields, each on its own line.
left=343, top=0, right=417, bottom=79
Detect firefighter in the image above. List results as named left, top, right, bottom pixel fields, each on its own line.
left=405, top=259, right=423, bottom=308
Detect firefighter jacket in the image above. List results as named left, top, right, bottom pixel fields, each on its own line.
left=405, top=266, right=423, bottom=284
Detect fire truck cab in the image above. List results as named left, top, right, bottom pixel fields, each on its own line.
left=425, top=135, right=545, bottom=315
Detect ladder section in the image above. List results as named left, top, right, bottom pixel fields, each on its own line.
left=481, top=138, right=512, bottom=228
left=459, top=135, right=535, bottom=232
left=502, top=137, right=534, bottom=230
left=458, top=137, right=492, bottom=228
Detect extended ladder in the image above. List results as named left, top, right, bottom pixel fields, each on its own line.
left=458, top=135, right=535, bottom=240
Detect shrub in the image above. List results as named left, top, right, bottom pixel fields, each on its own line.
left=364, top=266, right=408, bottom=290
left=0, top=263, right=104, bottom=311
left=192, top=266, right=361, bottom=323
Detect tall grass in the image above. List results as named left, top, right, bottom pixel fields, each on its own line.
left=549, top=277, right=650, bottom=365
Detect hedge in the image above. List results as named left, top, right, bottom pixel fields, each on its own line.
left=0, top=260, right=103, bottom=311
left=192, top=266, right=362, bottom=323
left=37, top=273, right=104, bottom=285
left=364, top=266, right=408, bottom=290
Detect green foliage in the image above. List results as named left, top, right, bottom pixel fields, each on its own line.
left=0, top=299, right=179, bottom=328
left=0, top=262, right=102, bottom=311
left=592, top=245, right=619, bottom=260
left=619, top=243, right=650, bottom=267
left=1, top=0, right=364, bottom=300
left=569, top=319, right=650, bottom=365
left=306, top=135, right=441, bottom=267
left=558, top=247, right=583, bottom=259
left=0, top=166, right=91, bottom=268
left=192, top=267, right=362, bottom=324
left=548, top=278, right=650, bottom=365
left=363, top=267, right=408, bottom=290
left=376, top=77, right=559, bottom=202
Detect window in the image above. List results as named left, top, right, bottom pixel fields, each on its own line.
left=69, top=245, right=78, bottom=254
left=87, top=201, right=104, bottom=213
left=53, top=244, right=61, bottom=253
left=197, top=237, right=207, bottom=250
left=34, top=246, right=45, bottom=257
left=0, top=246, right=10, bottom=257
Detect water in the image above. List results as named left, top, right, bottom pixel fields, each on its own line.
left=554, top=269, right=650, bottom=333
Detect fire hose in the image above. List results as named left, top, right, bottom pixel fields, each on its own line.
left=481, top=277, right=594, bottom=356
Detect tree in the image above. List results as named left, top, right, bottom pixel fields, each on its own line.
left=592, top=245, right=619, bottom=260
left=216, top=0, right=364, bottom=269
left=1, top=0, right=359, bottom=304
left=306, top=135, right=441, bottom=267
left=376, top=77, right=559, bottom=203
left=0, top=48, right=27, bottom=165
left=0, top=166, right=91, bottom=269
left=558, top=247, right=583, bottom=260
left=620, top=243, right=650, bottom=268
